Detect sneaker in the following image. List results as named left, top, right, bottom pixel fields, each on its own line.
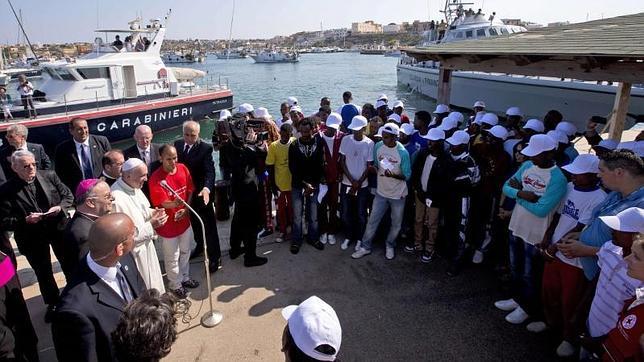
left=257, top=228, right=274, bottom=239
left=421, top=251, right=434, bottom=263
left=354, top=240, right=362, bottom=252
left=327, top=234, right=336, bottom=245
left=320, top=233, right=328, bottom=244
left=351, top=247, right=371, bottom=259
left=472, top=250, right=484, bottom=264
left=173, top=287, right=189, bottom=299
left=526, top=321, right=548, bottom=333
left=494, top=298, right=519, bottom=311
left=182, top=279, right=200, bottom=289
left=341, top=239, right=351, bottom=250
left=385, top=247, right=395, bottom=260
left=404, top=245, right=416, bottom=253
left=556, top=340, right=576, bottom=357
left=505, top=306, right=529, bottom=324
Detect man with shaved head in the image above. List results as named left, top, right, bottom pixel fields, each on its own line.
left=52, top=213, right=146, bottom=361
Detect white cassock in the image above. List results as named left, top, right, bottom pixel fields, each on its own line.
left=111, top=178, right=166, bottom=293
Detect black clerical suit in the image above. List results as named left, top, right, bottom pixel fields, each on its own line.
left=52, top=252, right=145, bottom=362
left=0, top=171, right=73, bottom=306
left=174, top=139, right=221, bottom=264
left=54, top=134, right=111, bottom=194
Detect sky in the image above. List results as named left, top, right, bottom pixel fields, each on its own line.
left=1, top=0, right=642, bottom=44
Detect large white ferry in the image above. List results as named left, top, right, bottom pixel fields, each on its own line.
left=0, top=16, right=232, bottom=151
left=397, top=2, right=644, bottom=128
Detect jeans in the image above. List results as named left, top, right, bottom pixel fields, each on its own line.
left=509, top=233, right=543, bottom=316
left=340, top=184, right=370, bottom=241
left=361, top=194, right=405, bottom=250
left=160, top=227, right=193, bottom=290
left=291, top=187, right=319, bottom=245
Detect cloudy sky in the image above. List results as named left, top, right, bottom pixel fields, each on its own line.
left=0, top=0, right=642, bottom=43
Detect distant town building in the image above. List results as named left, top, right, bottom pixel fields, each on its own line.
left=351, top=20, right=383, bottom=34
left=501, top=18, right=522, bottom=26
left=547, top=21, right=570, bottom=27
left=383, top=23, right=402, bottom=33
left=412, top=20, right=433, bottom=33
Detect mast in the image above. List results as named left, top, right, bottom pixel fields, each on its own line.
left=7, top=0, right=39, bottom=63
left=226, top=0, right=236, bottom=60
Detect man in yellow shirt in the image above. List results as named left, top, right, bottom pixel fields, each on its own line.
left=266, top=123, right=295, bottom=243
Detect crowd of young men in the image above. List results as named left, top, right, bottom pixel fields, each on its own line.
left=0, top=91, right=643, bottom=360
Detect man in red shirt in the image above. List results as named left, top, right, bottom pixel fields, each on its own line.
left=149, top=145, right=199, bottom=299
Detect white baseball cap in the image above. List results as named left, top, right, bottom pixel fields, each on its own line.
left=287, top=96, right=299, bottom=107
left=219, top=109, right=232, bottom=121
left=447, top=111, right=464, bottom=125
left=433, top=104, right=450, bottom=114
left=546, top=130, right=569, bottom=145
left=599, top=207, right=644, bottom=233
left=423, top=128, right=445, bottom=141
left=618, top=140, right=644, bottom=157
left=439, top=116, right=458, bottom=131
left=325, top=113, right=342, bottom=130
left=506, top=106, right=523, bottom=117
left=486, top=125, right=508, bottom=140
left=523, top=119, right=545, bottom=133
left=446, top=130, right=470, bottom=146
left=392, top=100, right=404, bottom=109
left=381, top=122, right=400, bottom=136
left=562, top=153, right=600, bottom=174
left=348, top=115, right=368, bottom=131
left=556, top=121, right=577, bottom=137
left=473, top=100, right=486, bottom=108
left=521, top=134, right=556, bottom=157
left=238, top=103, right=254, bottom=114
left=377, top=94, right=388, bottom=103
left=593, top=139, right=619, bottom=151
left=387, top=113, right=402, bottom=124
left=400, top=123, right=416, bottom=136
left=282, top=296, right=342, bottom=362
left=481, top=113, right=499, bottom=127
left=289, top=105, right=302, bottom=113
left=375, top=100, right=387, bottom=109
left=473, top=111, right=486, bottom=125
left=254, top=107, right=271, bottom=119
left=375, top=126, right=384, bottom=138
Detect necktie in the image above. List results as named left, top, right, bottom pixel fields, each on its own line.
left=80, top=144, right=93, bottom=179
left=184, top=144, right=190, bottom=155
left=141, top=150, right=149, bottom=166
left=116, top=267, right=134, bottom=302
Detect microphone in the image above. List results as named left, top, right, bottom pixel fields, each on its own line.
left=158, top=179, right=222, bottom=327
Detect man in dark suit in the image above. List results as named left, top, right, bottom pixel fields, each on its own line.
left=54, top=117, right=111, bottom=194
left=63, top=179, right=114, bottom=271
left=52, top=213, right=145, bottom=362
left=174, top=120, right=222, bottom=271
left=0, top=150, right=74, bottom=320
left=124, top=125, right=161, bottom=197
left=0, top=123, right=51, bottom=177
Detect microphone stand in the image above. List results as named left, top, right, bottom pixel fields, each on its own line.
left=160, top=181, right=223, bottom=328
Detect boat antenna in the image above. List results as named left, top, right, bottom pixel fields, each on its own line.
left=164, top=8, right=172, bottom=26
left=7, top=0, right=39, bottom=63
left=226, top=0, right=236, bottom=60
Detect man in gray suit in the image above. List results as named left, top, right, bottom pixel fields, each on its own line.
left=0, top=124, right=51, bottom=177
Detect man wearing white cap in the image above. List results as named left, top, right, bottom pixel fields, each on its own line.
left=585, top=207, right=644, bottom=342
left=387, top=113, right=401, bottom=125
left=376, top=100, right=391, bottom=125
left=287, top=96, right=299, bottom=108
left=430, top=104, right=450, bottom=129
left=471, top=113, right=498, bottom=146
left=111, top=157, right=168, bottom=293
left=547, top=130, right=573, bottom=167
left=536, top=154, right=606, bottom=356
left=555, top=121, right=579, bottom=162
left=318, top=113, right=345, bottom=245
left=337, top=91, right=360, bottom=131
left=398, top=123, right=418, bottom=244
left=442, top=130, right=480, bottom=276
left=352, top=123, right=411, bottom=260
left=392, top=100, right=410, bottom=124
left=591, top=139, right=618, bottom=158
left=281, top=296, right=342, bottom=361
left=339, top=116, right=374, bottom=251
left=408, top=128, right=449, bottom=262
left=496, top=134, right=567, bottom=324
left=505, top=106, right=523, bottom=138
left=469, top=125, right=511, bottom=265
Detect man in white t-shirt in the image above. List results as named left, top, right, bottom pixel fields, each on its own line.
left=352, top=123, right=411, bottom=261
left=538, top=154, right=607, bottom=357
left=339, top=116, right=373, bottom=251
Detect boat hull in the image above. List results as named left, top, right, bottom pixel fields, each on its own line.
left=0, top=90, right=233, bottom=152
left=397, top=64, right=644, bottom=129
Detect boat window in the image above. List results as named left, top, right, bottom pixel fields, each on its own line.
left=44, top=67, right=61, bottom=80
left=500, top=27, right=509, bottom=35
left=476, top=29, right=486, bottom=37
left=77, top=67, right=111, bottom=80
left=465, top=30, right=473, bottom=38
left=455, top=32, right=464, bottom=39
left=488, top=28, right=498, bottom=36
left=56, top=68, right=77, bottom=81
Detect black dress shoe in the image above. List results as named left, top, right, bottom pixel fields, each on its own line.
left=290, top=243, right=300, bottom=254
left=310, top=240, right=325, bottom=251
left=229, top=248, right=244, bottom=260
left=244, top=256, right=268, bottom=267
left=209, top=260, right=222, bottom=273
left=190, top=247, right=204, bottom=259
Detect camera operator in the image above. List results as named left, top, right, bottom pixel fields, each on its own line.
left=220, top=114, right=269, bottom=267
